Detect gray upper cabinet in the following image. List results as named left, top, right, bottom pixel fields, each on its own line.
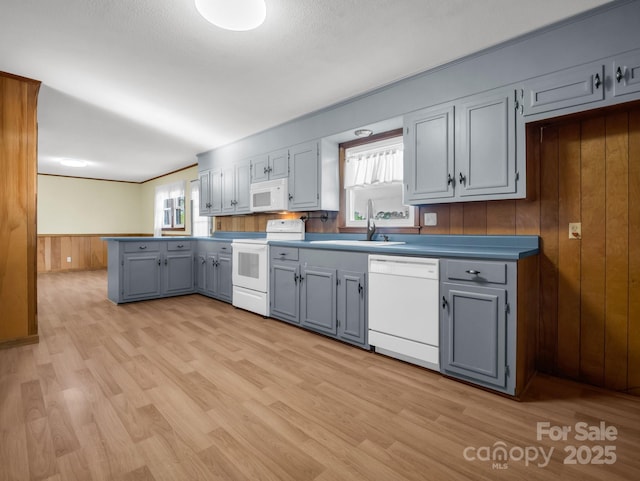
left=403, top=104, right=455, bottom=203
left=198, top=170, right=211, bottom=216
left=456, top=87, right=518, bottom=198
left=522, top=61, right=605, bottom=116
left=612, top=50, right=640, bottom=98
left=403, top=86, right=522, bottom=204
left=199, top=168, right=222, bottom=216
left=221, top=159, right=251, bottom=215
left=252, top=149, right=289, bottom=183
left=288, top=141, right=319, bottom=210
left=250, top=154, right=269, bottom=183
left=288, top=139, right=339, bottom=212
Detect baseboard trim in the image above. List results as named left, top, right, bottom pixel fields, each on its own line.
left=0, top=334, right=39, bottom=350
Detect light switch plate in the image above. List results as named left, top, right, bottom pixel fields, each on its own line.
left=569, top=222, right=581, bottom=240
left=424, top=213, right=437, bottom=226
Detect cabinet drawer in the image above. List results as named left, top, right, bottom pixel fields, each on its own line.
left=445, top=260, right=507, bottom=284
left=123, top=241, right=161, bottom=253
left=271, top=247, right=299, bottom=261
left=216, top=243, right=231, bottom=254
left=167, top=240, right=192, bottom=251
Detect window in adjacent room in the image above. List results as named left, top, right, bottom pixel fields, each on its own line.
left=343, top=133, right=415, bottom=228
left=190, top=180, right=211, bottom=236
left=154, top=181, right=186, bottom=235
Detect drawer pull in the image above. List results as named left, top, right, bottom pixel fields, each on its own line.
left=177, top=244, right=184, bottom=248
left=221, top=247, right=227, bottom=250
left=594, top=73, right=602, bottom=89
left=279, top=252, right=287, bottom=256
left=139, top=245, right=147, bottom=250
left=466, top=269, right=480, bottom=275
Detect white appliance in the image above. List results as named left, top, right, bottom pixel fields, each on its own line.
left=250, top=178, right=288, bottom=212
left=232, top=219, right=305, bottom=316
left=368, top=254, right=440, bottom=371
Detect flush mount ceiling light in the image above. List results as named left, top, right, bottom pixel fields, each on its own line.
left=195, top=0, right=266, bottom=31
left=59, top=158, right=88, bottom=168
left=354, top=129, right=373, bottom=138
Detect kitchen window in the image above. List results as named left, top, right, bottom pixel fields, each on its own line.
left=343, top=132, right=415, bottom=228
left=154, top=181, right=186, bottom=235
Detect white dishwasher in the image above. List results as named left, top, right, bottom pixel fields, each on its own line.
left=368, top=254, right=440, bottom=371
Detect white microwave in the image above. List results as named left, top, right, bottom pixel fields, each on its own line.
left=250, top=178, right=289, bottom=212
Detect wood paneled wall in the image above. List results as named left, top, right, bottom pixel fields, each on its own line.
left=0, top=72, right=40, bottom=346
left=36, top=234, right=148, bottom=273
left=217, top=103, right=640, bottom=395
left=536, top=108, right=640, bottom=394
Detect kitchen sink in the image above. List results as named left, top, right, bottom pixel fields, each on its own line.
left=309, top=240, right=405, bottom=246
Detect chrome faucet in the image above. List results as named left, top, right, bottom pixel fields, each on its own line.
left=366, top=198, right=376, bottom=241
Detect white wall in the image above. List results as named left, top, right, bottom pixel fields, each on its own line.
left=37, top=166, right=199, bottom=235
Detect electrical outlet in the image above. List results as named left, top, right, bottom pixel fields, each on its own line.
left=66, top=256, right=72, bottom=263
left=216, top=221, right=222, bottom=230
left=424, top=212, right=437, bottom=226
left=569, top=222, right=581, bottom=240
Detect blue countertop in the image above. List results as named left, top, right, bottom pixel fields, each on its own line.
left=104, top=233, right=539, bottom=260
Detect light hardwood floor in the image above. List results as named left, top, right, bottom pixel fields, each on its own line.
left=1, top=270, right=639, bottom=480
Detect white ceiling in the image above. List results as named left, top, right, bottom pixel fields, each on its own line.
left=0, top=0, right=612, bottom=182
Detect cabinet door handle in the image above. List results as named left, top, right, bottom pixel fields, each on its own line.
left=447, top=173, right=454, bottom=186
left=288, top=194, right=293, bottom=201
left=594, top=73, right=602, bottom=89
left=294, top=273, right=298, bottom=284
left=358, top=283, right=363, bottom=295
left=139, top=245, right=147, bottom=250
left=200, top=256, right=206, bottom=264
left=616, top=66, right=624, bottom=83
left=466, top=269, right=480, bottom=275
left=459, top=172, right=466, bottom=186
left=157, top=259, right=161, bottom=265
left=206, top=202, right=212, bottom=208
left=264, top=167, right=268, bottom=174
left=299, top=275, right=304, bottom=283
left=164, top=258, right=168, bottom=265
left=442, top=296, right=448, bottom=309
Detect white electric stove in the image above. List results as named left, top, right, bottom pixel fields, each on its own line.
left=231, top=219, right=305, bottom=316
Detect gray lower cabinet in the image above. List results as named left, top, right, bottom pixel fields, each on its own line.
left=403, top=85, right=523, bottom=204
left=122, top=252, right=162, bottom=301
left=163, top=251, right=194, bottom=296
left=440, top=282, right=507, bottom=390
left=108, top=239, right=233, bottom=304
left=196, top=242, right=232, bottom=302
left=300, top=265, right=337, bottom=336
left=270, top=260, right=300, bottom=324
left=439, top=258, right=529, bottom=396
left=269, top=247, right=368, bottom=348
left=337, top=270, right=366, bottom=346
